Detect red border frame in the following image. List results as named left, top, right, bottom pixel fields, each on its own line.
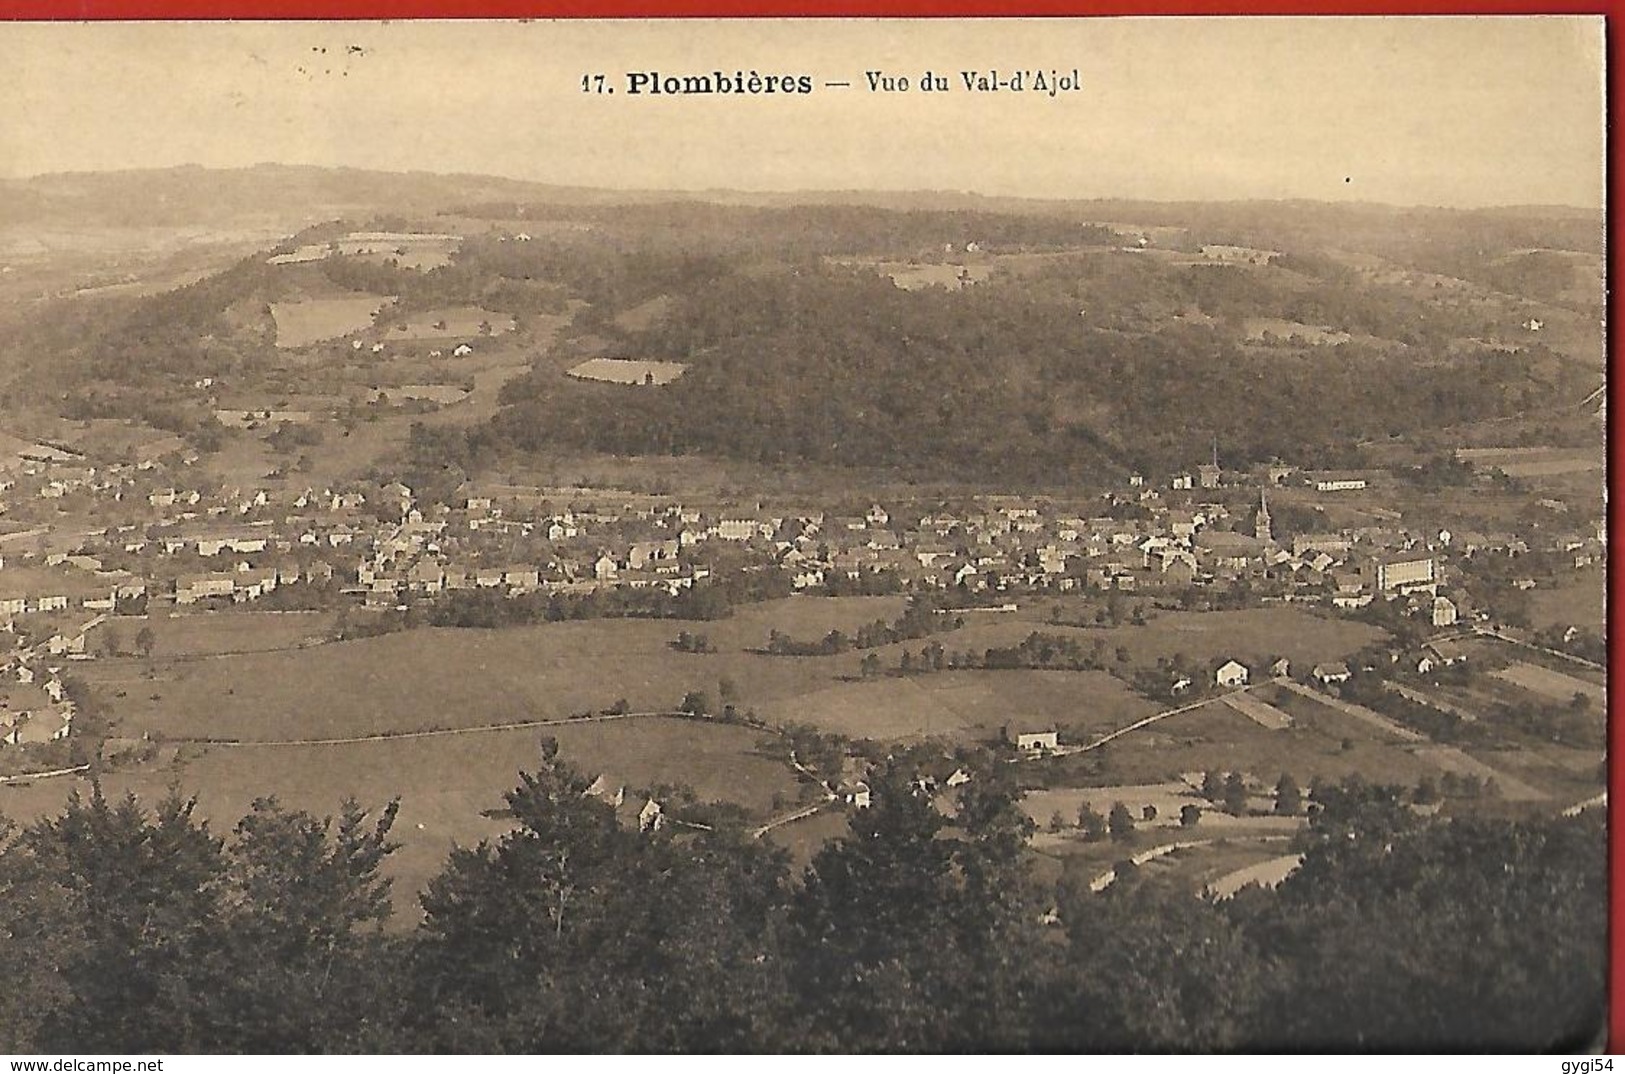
left=0, top=0, right=1610, bottom=18
left=0, top=0, right=1616, bottom=1053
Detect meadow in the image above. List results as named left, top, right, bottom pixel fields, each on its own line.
left=772, top=669, right=1157, bottom=742
left=96, top=610, right=337, bottom=658
left=944, top=606, right=1386, bottom=674
left=1491, top=662, right=1605, bottom=706
left=1076, top=691, right=1442, bottom=790
left=566, top=358, right=689, bottom=385
left=77, top=598, right=935, bottom=744
left=380, top=306, right=515, bottom=341
left=271, top=294, right=394, bottom=348
left=1526, top=573, right=1606, bottom=633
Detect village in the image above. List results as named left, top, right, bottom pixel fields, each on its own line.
left=0, top=426, right=1604, bottom=769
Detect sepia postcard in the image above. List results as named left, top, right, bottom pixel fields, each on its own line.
left=0, top=16, right=1608, bottom=1056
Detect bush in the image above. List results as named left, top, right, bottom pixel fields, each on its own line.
left=1078, top=803, right=1107, bottom=842
left=1108, top=802, right=1136, bottom=843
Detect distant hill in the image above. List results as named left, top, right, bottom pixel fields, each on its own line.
left=1, top=165, right=1604, bottom=254
left=2, top=166, right=1603, bottom=483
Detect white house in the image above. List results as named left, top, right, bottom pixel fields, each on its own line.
left=1215, top=660, right=1250, bottom=688
left=1312, top=662, right=1352, bottom=687
left=1005, top=722, right=1059, bottom=752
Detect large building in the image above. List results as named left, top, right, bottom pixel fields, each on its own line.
left=1375, top=553, right=1436, bottom=594
left=1309, top=472, right=1369, bottom=493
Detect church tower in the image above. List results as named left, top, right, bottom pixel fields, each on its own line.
left=1254, top=488, right=1273, bottom=544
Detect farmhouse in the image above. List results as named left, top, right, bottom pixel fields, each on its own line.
left=174, top=572, right=238, bottom=605
left=634, top=798, right=664, bottom=833
left=1422, top=639, right=1470, bottom=667
left=1312, top=662, right=1352, bottom=687
left=1330, top=571, right=1372, bottom=609
left=194, top=526, right=273, bottom=557
left=1215, top=660, right=1250, bottom=688
left=1432, top=595, right=1459, bottom=627
left=627, top=539, right=680, bottom=569
left=408, top=560, right=446, bottom=593
left=1003, top=721, right=1060, bottom=753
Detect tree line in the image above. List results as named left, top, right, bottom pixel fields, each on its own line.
left=0, top=746, right=1602, bottom=1053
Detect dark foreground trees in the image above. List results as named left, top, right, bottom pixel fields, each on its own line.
left=0, top=756, right=1603, bottom=1053
left=0, top=790, right=401, bottom=1053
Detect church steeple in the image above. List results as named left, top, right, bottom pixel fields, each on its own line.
left=1254, top=487, right=1273, bottom=544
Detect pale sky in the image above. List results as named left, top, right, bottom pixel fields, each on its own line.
left=0, top=17, right=1605, bottom=208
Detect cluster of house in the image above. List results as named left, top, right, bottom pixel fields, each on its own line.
left=0, top=639, right=80, bottom=749
left=584, top=773, right=666, bottom=833
left=0, top=450, right=1604, bottom=641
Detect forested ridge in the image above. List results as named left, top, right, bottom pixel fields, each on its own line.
left=0, top=743, right=1602, bottom=1053
left=492, top=258, right=1575, bottom=480
left=3, top=197, right=1598, bottom=482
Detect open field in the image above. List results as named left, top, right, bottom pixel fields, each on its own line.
left=611, top=294, right=674, bottom=333
left=1068, top=608, right=1386, bottom=671
left=1271, top=680, right=1421, bottom=742
left=1208, top=853, right=1304, bottom=898
left=899, top=606, right=1385, bottom=678
left=74, top=602, right=952, bottom=744
left=1411, top=745, right=1548, bottom=802
left=68, top=595, right=1234, bottom=770
left=827, top=257, right=994, bottom=291
left=1262, top=683, right=1580, bottom=803
left=1458, top=635, right=1605, bottom=693
left=1455, top=743, right=1604, bottom=807
left=762, top=804, right=851, bottom=870
left=271, top=295, right=393, bottom=348
left=1033, top=825, right=1301, bottom=894
left=1455, top=445, right=1604, bottom=477
left=1021, top=781, right=1291, bottom=835
left=96, top=611, right=337, bottom=658
left=1243, top=317, right=1352, bottom=345
left=1222, top=690, right=1294, bottom=729
left=380, top=306, right=515, bottom=341
left=1082, top=691, right=1442, bottom=789
left=772, top=669, right=1157, bottom=743
left=26, top=418, right=188, bottom=462
left=1527, top=574, right=1606, bottom=633
left=566, top=358, right=688, bottom=385
left=720, top=595, right=911, bottom=646
left=1491, top=662, right=1606, bottom=706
